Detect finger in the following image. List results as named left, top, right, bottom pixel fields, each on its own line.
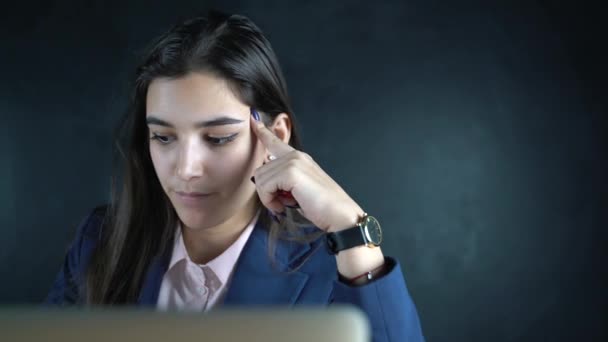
left=255, top=184, right=285, bottom=215
left=253, top=162, right=298, bottom=214
left=257, top=150, right=287, bottom=174
left=277, top=191, right=299, bottom=208
left=255, top=157, right=300, bottom=211
left=250, top=115, right=294, bottom=159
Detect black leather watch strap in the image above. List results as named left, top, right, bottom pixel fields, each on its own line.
left=325, top=226, right=364, bottom=255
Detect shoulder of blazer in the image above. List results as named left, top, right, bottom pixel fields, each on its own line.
left=77, top=204, right=109, bottom=243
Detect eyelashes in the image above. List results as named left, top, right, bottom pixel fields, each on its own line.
left=150, top=133, right=239, bottom=146
left=207, top=134, right=239, bottom=145
left=150, top=133, right=172, bottom=144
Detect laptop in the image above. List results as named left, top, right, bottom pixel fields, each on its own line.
left=0, top=305, right=369, bottom=342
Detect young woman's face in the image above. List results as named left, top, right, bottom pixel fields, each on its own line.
left=146, top=72, right=264, bottom=230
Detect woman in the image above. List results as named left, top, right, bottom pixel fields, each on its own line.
left=45, top=10, right=424, bottom=342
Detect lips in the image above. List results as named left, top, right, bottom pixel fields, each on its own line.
left=175, top=191, right=213, bottom=207
left=176, top=191, right=209, bottom=197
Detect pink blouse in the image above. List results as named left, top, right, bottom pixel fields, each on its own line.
left=156, top=209, right=260, bottom=312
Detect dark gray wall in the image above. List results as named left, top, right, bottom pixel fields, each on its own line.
left=1, top=1, right=606, bottom=341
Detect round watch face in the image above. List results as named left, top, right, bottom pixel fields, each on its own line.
left=363, top=215, right=382, bottom=245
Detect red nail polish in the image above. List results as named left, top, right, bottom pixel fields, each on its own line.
left=277, top=190, right=294, bottom=199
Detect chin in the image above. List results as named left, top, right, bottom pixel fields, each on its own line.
left=174, top=204, right=222, bottom=230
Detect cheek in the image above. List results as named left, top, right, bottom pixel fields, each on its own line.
left=149, top=147, right=171, bottom=183
left=210, top=147, right=251, bottom=178
left=208, top=140, right=258, bottom=187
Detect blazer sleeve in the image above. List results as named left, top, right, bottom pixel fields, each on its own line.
left=331, top=256, right=425, bottom=342
left=43, top=207, right=104, bottom=305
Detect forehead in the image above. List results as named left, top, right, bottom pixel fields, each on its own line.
left=146, top=72, right=249, bottom=121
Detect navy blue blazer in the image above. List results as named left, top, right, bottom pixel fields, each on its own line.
left=46, top=208, right=425, bottom=342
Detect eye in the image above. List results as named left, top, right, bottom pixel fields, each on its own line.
left=206, top=133, right=239, bottom=146
left=150, top=133, right=174, bottom=145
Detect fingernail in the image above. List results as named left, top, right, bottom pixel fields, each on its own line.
left=251, top=108, right=260, bottom=121
left=250, top=176, right=255, bottom=184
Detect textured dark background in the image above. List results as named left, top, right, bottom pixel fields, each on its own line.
left=1, top=1, right=606, bottom=341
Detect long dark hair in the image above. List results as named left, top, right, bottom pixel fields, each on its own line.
left=85, top=10, right=321, bottom=305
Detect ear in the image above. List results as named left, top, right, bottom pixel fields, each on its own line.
left=269, top=113, right=292, bottom=144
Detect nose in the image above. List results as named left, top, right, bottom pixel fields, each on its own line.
left=176, top=137, right=206, bottom=181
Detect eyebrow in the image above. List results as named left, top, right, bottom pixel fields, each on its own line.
left=146, top=115, right=244, bottom=128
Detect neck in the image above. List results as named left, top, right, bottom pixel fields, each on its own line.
left=181, top=195, right=260, bottom=265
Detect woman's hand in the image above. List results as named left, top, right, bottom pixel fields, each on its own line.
left=250, top=115, right=364, bottom=232
left=251, top=115, right=386, bottom=281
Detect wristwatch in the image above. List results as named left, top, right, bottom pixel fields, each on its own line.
left=325, top=213, right=382, bottom=255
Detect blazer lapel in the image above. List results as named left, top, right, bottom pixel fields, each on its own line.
left=136, top=216, right=314, bottom=307
left=222, top=219, right=312, bottom=306
left=137, top=250, right=171, bottom=306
